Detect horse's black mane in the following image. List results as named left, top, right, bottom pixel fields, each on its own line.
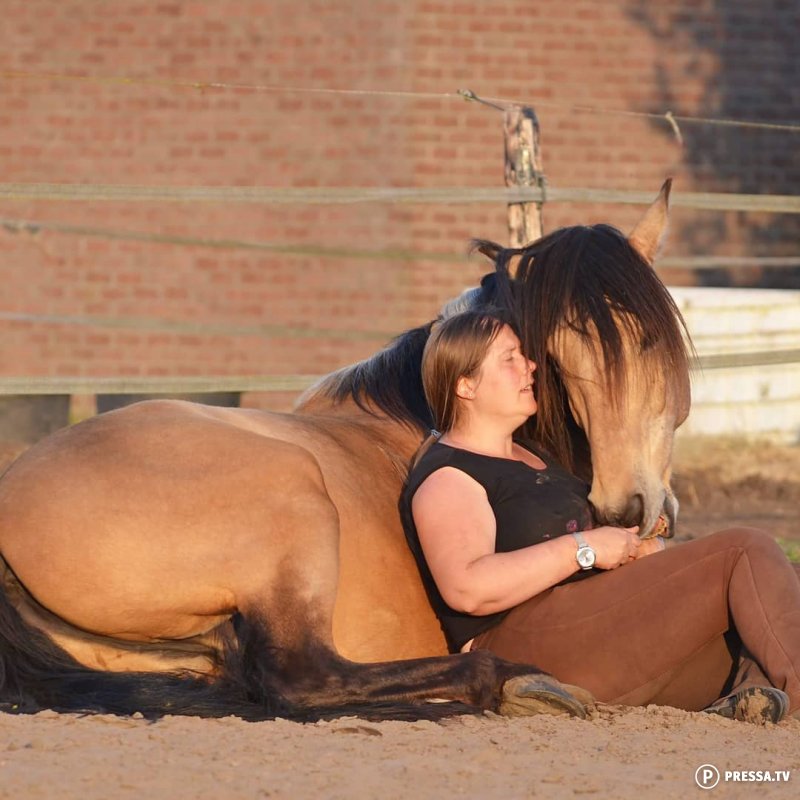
left=313, top=322, right=436, bottom=432
left=313, top=223, right=691, bottom=471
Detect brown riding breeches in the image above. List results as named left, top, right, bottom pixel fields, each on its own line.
left=471, top=528, right=800, bottom=712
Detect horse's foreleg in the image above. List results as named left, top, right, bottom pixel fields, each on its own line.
left=230, top=564, right=589, bottom=719
left=228, top=611, right=589, bottom=719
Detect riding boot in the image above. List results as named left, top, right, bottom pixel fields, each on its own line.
left=703, top=685, right=789, bottom=724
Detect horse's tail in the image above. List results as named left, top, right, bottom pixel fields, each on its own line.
left=0, top=572, right=473, bottom=722
left=0, top=566, right=295, bottom=720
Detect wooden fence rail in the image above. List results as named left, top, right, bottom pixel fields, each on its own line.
left=1, top=183, right=800, bottom=214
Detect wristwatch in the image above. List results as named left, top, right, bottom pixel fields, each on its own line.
left=572, top=532, right=596, bottom=570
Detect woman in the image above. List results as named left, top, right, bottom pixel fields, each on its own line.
left=401, top=309, right=799, bottom=723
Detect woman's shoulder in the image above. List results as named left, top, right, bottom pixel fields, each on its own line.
left=403, top=442, right=455, bottom=510
left=406, top=441, right=457, bottom=486
left=412, top=462, right=487, bottom=510
left=406, top=440, right=506, bottom=499
left=405, top=447, right=491, bottom=531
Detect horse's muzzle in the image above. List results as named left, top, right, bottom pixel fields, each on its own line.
left=590, top=486, right=677, bottom=539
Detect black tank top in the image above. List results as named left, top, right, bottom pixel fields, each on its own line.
left=400, top=440, right=595, bottom=653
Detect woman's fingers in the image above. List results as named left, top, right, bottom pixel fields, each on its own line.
left=583, top=526, right=648, bottom=570
left=633, top=535, right=667, bottom=559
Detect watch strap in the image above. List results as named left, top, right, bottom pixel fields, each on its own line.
left=572, top=531, right=589, bottom=549
left=572, top=531, right=596, bottom=570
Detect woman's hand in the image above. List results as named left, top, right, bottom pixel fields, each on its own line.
left=582, top=526, right=641, bottom=570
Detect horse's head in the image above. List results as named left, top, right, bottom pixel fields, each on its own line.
left=474, top=181, right=691, bottom=538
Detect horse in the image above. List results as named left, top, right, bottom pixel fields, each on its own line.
left=0, top=181, right=690, bottom=721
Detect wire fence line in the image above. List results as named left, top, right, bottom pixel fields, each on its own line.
left=0, top=310, right=394, bottom=342
left=0, top=375, right=317, bottom=395
left=2, top=183, right=800, bottom=214
left=0, top=217, right=800, bottom=270
left=0, top=216, right=464, bottom=263
left=695, top=348, right=800, bottom=370
left=4, top=215, right=799, bottom=269
left=662, top=256, right=800, bottom=269
left=1, top=346, right=798, bottom=396
left=3, top=70, right=800, bottom=135
left=3, top=307, right=800, bottom=356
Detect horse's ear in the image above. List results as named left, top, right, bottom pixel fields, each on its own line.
left=472, top=239, right=501, bottom=262
left=471, top=238, right=524, bottom=277
left=628, top=178, right=672, bottom=264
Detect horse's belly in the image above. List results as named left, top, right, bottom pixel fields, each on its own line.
left=2, top=511, right=235, bottom=642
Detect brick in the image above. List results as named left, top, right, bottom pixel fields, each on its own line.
left=0, top=0, right=794, bottom=390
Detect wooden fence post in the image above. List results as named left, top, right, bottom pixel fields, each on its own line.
left=504, top=105, right=544, bottom=247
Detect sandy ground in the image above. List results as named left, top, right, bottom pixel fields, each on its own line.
left=2, top=706, right=798, bottom=799
left=672, top=436, right=800, bottom=545
left=2, top=435, right=800, bottom=799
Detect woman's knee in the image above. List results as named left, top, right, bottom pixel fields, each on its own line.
left=706, top=527, right=784, bottom=559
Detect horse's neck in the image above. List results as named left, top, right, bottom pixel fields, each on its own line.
left=294, top=393, right=425, bottom=466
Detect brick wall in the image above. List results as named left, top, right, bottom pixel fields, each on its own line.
left=0, top=0, right=796, bottom=412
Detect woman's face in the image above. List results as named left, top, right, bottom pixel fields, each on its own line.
left=458, top=324, right=537, bottom=423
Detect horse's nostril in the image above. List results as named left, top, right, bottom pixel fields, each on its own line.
left=622, top=494, right=644, bottom=528
left=589, top=495, right=644, bottom=528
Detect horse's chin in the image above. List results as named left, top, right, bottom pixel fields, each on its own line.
left=661, top=488, right=679, bottom=539
left=640, top=489, right=678, bottom=539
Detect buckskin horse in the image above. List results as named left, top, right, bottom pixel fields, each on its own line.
left=0, top=181, right=689, bottom=721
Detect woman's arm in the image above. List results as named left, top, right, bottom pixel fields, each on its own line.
left=412, top=467, right=640, bottom=616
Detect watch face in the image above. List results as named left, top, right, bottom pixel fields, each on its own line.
left=577, top=547, right=595, bottom=568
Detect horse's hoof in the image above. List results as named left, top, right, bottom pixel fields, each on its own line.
left=500, top=675, right=593, bottom=719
